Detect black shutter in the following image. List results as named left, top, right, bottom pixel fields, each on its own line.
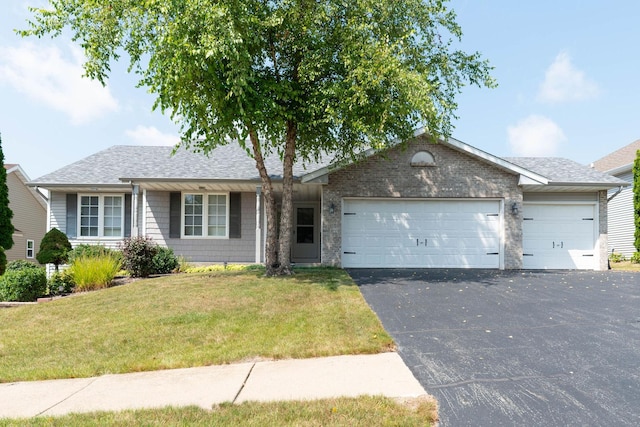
left=169, top=192, right=181, bottom=238
left=229, top=192, right=241, bottom=238
left=124, top=194, right=132, bottom=237
left=66, top=194, right=77, bottom=238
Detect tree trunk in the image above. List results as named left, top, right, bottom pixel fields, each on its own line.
left=248, top=128, right=278, bottom=276
left=276, top=121, right=297, bottom=275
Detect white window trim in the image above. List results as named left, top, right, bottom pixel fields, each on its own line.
left=181, top=192, right=230, bottom=239
left=26, top=239, right=35, bottom=259
left=77, top=193, right=126, bottom=239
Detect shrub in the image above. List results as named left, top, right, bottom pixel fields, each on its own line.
left=609, top=252, right=627, bottom=263
left=0, top=247, right=6, bottom=276
left=152, top=246, right=179, bottom=274
left=68, top=253, right=121, bottom=292
left=120, top=236, right=158, bottom=278
left=6, top=260, right=38, bottom=271
left=68, top=244, right=121, bottom=263
left=36, top=228, right=72, bottom=271
left=176, top=255, right=192, bottom=273
left=0, top=263, right=47, bottom=302
left=47, top=271, right=75, bottom=295
left=631, top=252, right=640, bottom=264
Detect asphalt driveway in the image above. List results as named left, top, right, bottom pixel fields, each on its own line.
left=349, top=269, right=640, bottom=427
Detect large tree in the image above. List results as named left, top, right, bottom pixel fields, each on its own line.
left=0, top=133, right=14, bottom=251
left=23, top=0, right=495, bottom=275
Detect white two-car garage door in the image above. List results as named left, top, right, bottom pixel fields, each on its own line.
left=522, top=203, right=597, bottom=269
left=342, top=199, right=502, bottom=268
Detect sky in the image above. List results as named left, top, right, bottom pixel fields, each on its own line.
left=1, top=0, right=640, bottom=180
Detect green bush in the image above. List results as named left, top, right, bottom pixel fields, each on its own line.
left=0, top=263, right=47, bottom=302
left=47, top=271, right=75, bottom=295
left=68, top=244, right=122, bottom=264
left=36, top=228, right=72, bottom=271
left=68, top=253, right=121, bottom=292
left=0, top=247, right=6, bottom=276
left=6, top=260, right=38, bottom=271
left=631, top=252, right=640, bottom=264
left=609, top=252, right=627, bottom=263
left=176, top=255, right=192, bottom=273
left=152, top=246, right=179, bottom=274
left=120, top=236, right=158, bottom=278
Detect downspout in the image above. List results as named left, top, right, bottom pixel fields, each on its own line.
left=255, top=186, right=262, bottom=264
left=607, top=186, right=624, bottom=202
left=34, top=186, right=48, bottom=202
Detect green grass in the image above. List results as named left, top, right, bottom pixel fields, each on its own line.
left=0, top=396, right=438, bottom=426
left=609, top=261, right=640, bottom=271
left=0, top=267, right=394, bottom=382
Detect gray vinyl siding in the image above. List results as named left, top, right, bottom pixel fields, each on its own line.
left=5, top=172, right=46, bottom=262
left=48, top=191, right=128, bottom=251
left=607, top=171, right=634, bottom=257
left=50, top=192, right=67, bottom=232
left=144, top=190, right=259, bottom=263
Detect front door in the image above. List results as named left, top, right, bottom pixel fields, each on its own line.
left=291, top=203, right=320, bottom=263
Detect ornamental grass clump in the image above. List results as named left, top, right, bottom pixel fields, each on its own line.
left=68, top=253, right=121, bottom=292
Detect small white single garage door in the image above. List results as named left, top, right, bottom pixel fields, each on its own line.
left=522, top=203, right=597, bottom=269
left=342, top=199, right=501, bottom=268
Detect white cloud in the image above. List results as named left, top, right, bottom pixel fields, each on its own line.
left=507, top=115, right=567, bottom=156
left=537, top=52, right=600, bottom=103
left=125, top=125, right=180, bottom=146
left=0, top=42, right=119, bottom=124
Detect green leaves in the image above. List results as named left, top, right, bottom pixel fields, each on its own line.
left=21, top=0, right=495, bottom=157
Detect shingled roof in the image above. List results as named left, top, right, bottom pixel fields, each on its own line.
left=591, top=139, right=640, bottom=173
left=30, top=141, right=626, bottom=190
left=504, top=157, right=626, bottom=185
left=30, top=144, right=334, bottom=186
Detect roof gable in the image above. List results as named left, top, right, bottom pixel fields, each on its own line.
left=592, top=139, right=640, bottom=173
left=302, top=129, right=549, bottom=185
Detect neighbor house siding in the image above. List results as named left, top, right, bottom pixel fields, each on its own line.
left=322, top=136, right=523, bottom=269
left=5, top=172, right=46, bottom=262
left=607, top=171, right=634, bottom=257
left=144, top=190, right=258, bottom=263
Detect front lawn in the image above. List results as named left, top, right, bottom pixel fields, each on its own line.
left=1, top=397, right=438, bottom=426
left=0, top=267, right=394, bottom=382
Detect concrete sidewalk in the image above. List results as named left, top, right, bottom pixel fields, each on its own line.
left=0, top=352, right=427, bottom=419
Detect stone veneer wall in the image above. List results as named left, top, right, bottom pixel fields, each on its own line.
left=321, top=136, right=524, bottom=269
left=598, top=189, right=608, bottom=270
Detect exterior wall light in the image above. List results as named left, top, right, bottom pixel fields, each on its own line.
left=329, top=202, right=335, bottom=214
left=511, top=202, right=519, bottom=215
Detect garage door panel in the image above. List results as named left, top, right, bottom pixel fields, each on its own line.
left=342, top=199, right=501, bottom=268
left=522, top=204, right=596, bottom=269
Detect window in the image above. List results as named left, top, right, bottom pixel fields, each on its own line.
left=78, top=194, right=125, bottom=238
left=410, top=151, right=436, bottom=167
left=182, top=193, right=229, bottom=238
left=26, top=240, right=34, bottom=259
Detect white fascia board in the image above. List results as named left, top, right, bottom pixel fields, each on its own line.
left=604, top=162, right=633, bottom=177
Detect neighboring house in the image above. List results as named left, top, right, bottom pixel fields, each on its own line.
left=4, top=164, right=47, bottom=263
left=591, top=139, right=640, bottom=257
left=28, top=130, right=626, bottom=270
